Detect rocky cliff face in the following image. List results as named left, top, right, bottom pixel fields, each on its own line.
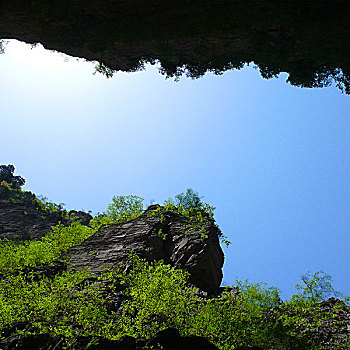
left=67, top=204, right=224, bottom=295
left=0, top=197, right=92, bottom=241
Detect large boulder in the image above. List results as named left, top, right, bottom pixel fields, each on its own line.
left=67, top=205, right=224, bottom=294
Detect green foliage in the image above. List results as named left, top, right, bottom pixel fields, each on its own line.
left=164, top=188, right=215, bottom=219
left=0, top=169, right=70, bottom=222
left=36, top=195, right=69, bottom=219
left=106, top=195, right=144, bottom=223
left=187, top=280, right=283, bottom=349
left=0, top=270, right=117, bottom=341
left=163, top=188, right=231, bottom=247
left=0, top=222, right=95, bottom=274
left=0, top=226, right=349, bottom=350
left=116, top=254, right=199, bottom=338
left=276, top=271, right=350, bottom=350
left=93, top=62, right=116, bottom=79
left=89, top=214, right=114, bottom=230
left=99, top=189, right=230, bottom=246
left=292, top=270, right=343, bottom=303
left=0, top=165, right=25, bottom=190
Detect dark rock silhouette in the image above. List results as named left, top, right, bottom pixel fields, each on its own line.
left=0, top=1, right=349, bottom=92
left=145, top=328, right=219, bottom=350
left=67, top=205, right=224, bottom=294
left=0, top=328, right=222, bottom=349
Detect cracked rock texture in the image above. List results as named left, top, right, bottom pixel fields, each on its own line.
left=67, top=205, right=224, bottom=295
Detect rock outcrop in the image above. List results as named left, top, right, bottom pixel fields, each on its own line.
left=67, top=205, right=224, bottom=295
left=0, top=196, right=92, bottom=241
left=0, top=198, right=63, bottom=240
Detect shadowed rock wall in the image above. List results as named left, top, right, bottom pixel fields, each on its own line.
left=0, top=1, right=349, bottom=92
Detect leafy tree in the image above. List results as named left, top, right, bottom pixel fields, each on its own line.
left=117, top=254, right=198, bottom=339
left=106, top=195, right=144, bottom=223
left=291, top=270, right=343, bottom=303
left=0, top=164, right=25, bottom=190
left=276, top=271, right=350, bottom=350
left=163, top=188, right=231, bottom=246
left=174, top=188, right=202, bottom=210
left=164, top=188, right=216, bottom=219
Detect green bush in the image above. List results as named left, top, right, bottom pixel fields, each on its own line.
left=0, top=270, right=117, bottom=341
left=0, top=234, right=349, bottom=350
left=0, top=222, right=95, bottom=274
left=116, top=254, right=199, bottom=338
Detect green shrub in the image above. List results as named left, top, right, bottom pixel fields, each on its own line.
left=0, top=270, right=118, bottom=341
left=277, top=271, right=350, bottom=349
left=0, top=222, right=95, bottom=273
left=89, top=214, right=114, bottom=230
left=116, top=254, right=199, bottom=338
left=0, top=235, right=349, bottom=350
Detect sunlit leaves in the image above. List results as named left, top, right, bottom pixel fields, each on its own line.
left=0, top=222, right=95, bottom=273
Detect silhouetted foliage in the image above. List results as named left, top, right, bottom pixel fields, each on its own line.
left=1, top=1, right=350, bottom=92
left=0, top=165, right=25, bottom=190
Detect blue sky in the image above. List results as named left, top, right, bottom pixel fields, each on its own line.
left=1, top=40, right=350, bottom=299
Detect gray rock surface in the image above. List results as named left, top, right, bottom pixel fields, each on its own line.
left=0, top=198, right=92, bottom=241
left=67, top=205, right=224, bottom=294
left=0, top=199, right=62, bottom=240
left=308, top=297, right=350, bottom=349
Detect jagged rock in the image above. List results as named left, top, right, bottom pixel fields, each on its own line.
left=66, top=205, right=224, bottom=294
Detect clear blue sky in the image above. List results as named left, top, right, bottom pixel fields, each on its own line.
left=1, top=40, right=349, bottom=299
